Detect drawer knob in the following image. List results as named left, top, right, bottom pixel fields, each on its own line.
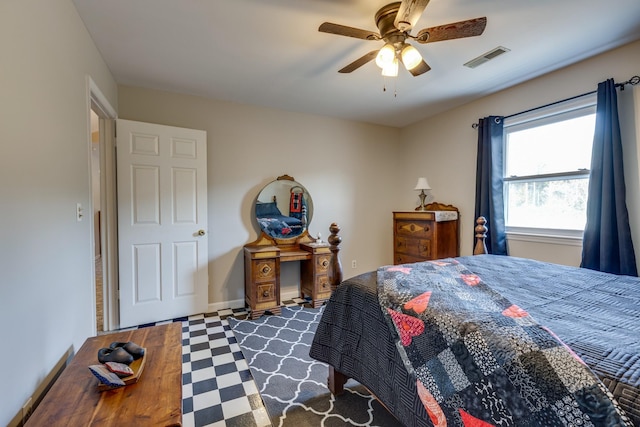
left=261, top=265, right=272, bottom=275
left=262, top=290, right=270, bottom=297
left=321, top=259, right=329, bottom=268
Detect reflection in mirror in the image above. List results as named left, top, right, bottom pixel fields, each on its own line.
left=255, top=175, right=313, bottom=240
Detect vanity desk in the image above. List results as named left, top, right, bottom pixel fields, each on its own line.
left=244, top=231, right=337, bottom=318
left=244, top=175, right=342, bottom=319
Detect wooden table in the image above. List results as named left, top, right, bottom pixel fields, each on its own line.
left=27, top=323, right=182, bottom=426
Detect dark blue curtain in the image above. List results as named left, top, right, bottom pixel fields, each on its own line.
left=474, top=116, right=508, bottom=255
left=581, top=79, right=637, bottom=276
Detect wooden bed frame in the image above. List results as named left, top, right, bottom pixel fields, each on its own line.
left=327, top=215, right=490, bottom=395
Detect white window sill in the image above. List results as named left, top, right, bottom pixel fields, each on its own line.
left=506, top=230, right=583, bottom=247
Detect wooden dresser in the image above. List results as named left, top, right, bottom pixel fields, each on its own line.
left=393, top=203, right=460, bottom=264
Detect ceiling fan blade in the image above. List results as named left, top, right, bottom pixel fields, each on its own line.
left=394, top=0, right=431, bottom=32
left=319, top=22, right=380, bottom=40
left=408, top=59, right=431, bottom=76
left=338, top=50, right=379, bottom=73
left=415, top=17, right=487, bottom=44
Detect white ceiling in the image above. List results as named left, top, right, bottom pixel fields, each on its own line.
left=72, top=0, right=640, bottom=128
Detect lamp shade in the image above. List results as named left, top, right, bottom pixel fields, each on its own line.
left=375, top=44, right=396, bottom=69
left=414, top=177, right=431, bottom=190
left=401, top=44, right=423, bottom=71
left=381, top=57, right=399, bottom=77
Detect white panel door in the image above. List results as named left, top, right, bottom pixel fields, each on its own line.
left=117, top=119, right=208, bottom=328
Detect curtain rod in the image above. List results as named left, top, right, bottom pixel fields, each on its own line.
left=471, top=75, right=639, bottom=129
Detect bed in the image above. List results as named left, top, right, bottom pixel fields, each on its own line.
left=309, top=221, right=640, bottom=426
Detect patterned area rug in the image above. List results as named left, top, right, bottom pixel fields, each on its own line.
left=228, top=306, right=402, bottom=426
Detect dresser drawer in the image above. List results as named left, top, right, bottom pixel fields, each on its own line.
left=394, top=253, right=427, bottom=265
left=395, top=220, right=433, bottom=238
left=395, top=237, right=432, bottom=258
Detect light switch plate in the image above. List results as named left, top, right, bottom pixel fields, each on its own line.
left=76, top=203, right=83, bottom=222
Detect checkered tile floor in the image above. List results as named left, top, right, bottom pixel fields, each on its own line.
left=135, top=298, right=311, bottom=427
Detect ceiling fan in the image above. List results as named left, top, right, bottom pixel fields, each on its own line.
left=319, top=0, right=487, bottom=77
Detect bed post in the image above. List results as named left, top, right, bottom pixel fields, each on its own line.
left=328, top=366, right=348, bottom=395
left=326, top=223, right=348, bottom=396
left=329, top=223, right=343, bottom=291
left=474, top=216, right=488, bottom=255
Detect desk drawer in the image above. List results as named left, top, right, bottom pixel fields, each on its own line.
left=317, top=275, right=331, bottom=293
left=315, top=254, right=331, bottom=274
left=250, top=259, right=277, bottom=283
left=256, top=283, right=277, bottom=304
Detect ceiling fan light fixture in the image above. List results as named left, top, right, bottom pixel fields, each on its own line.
left=375, top=43, right=396, bottom=69
left=401, top=43, right=422, bottom=71
left=381, top=57, right=399, bottom=77
left=318, top=2, right=487, bottom=78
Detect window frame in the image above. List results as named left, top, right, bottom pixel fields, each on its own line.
left=502, top=93, right=597, bottom=239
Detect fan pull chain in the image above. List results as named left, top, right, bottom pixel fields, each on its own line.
left=382, top=77, right=398, bottom=98
left=382, top=76, right=398, bottom=97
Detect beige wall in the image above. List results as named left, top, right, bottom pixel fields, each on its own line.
left=118, top=40, right=640, bottom=310
left=0, top=0, right=118, bottom=425
left=400, top=40, right=640, bottom=267
left=118, top=86, right=402, bottom=305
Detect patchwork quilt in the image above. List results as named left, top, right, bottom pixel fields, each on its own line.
left=377, top=259, right=632, bottom=426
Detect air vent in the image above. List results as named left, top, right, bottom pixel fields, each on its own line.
left=464, top=46, right=510, bottom=69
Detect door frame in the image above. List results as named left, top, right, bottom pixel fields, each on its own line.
left=86, top=76, right=118, bottom=332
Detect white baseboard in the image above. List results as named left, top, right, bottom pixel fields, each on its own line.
left=207, top=290, right=301, bottom=313
left=208, top=298, right=245, bottom=312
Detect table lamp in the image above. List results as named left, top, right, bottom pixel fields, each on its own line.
left=414, top=177, right=431, bottom=211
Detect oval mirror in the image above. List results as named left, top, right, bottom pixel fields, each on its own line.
left=254, top=175, right=313, bottom=240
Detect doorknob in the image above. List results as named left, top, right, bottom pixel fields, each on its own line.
left=197, top=229, right=206, bottom=236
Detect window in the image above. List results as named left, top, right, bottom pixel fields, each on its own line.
left=503, top=94, right=597, bottom=237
